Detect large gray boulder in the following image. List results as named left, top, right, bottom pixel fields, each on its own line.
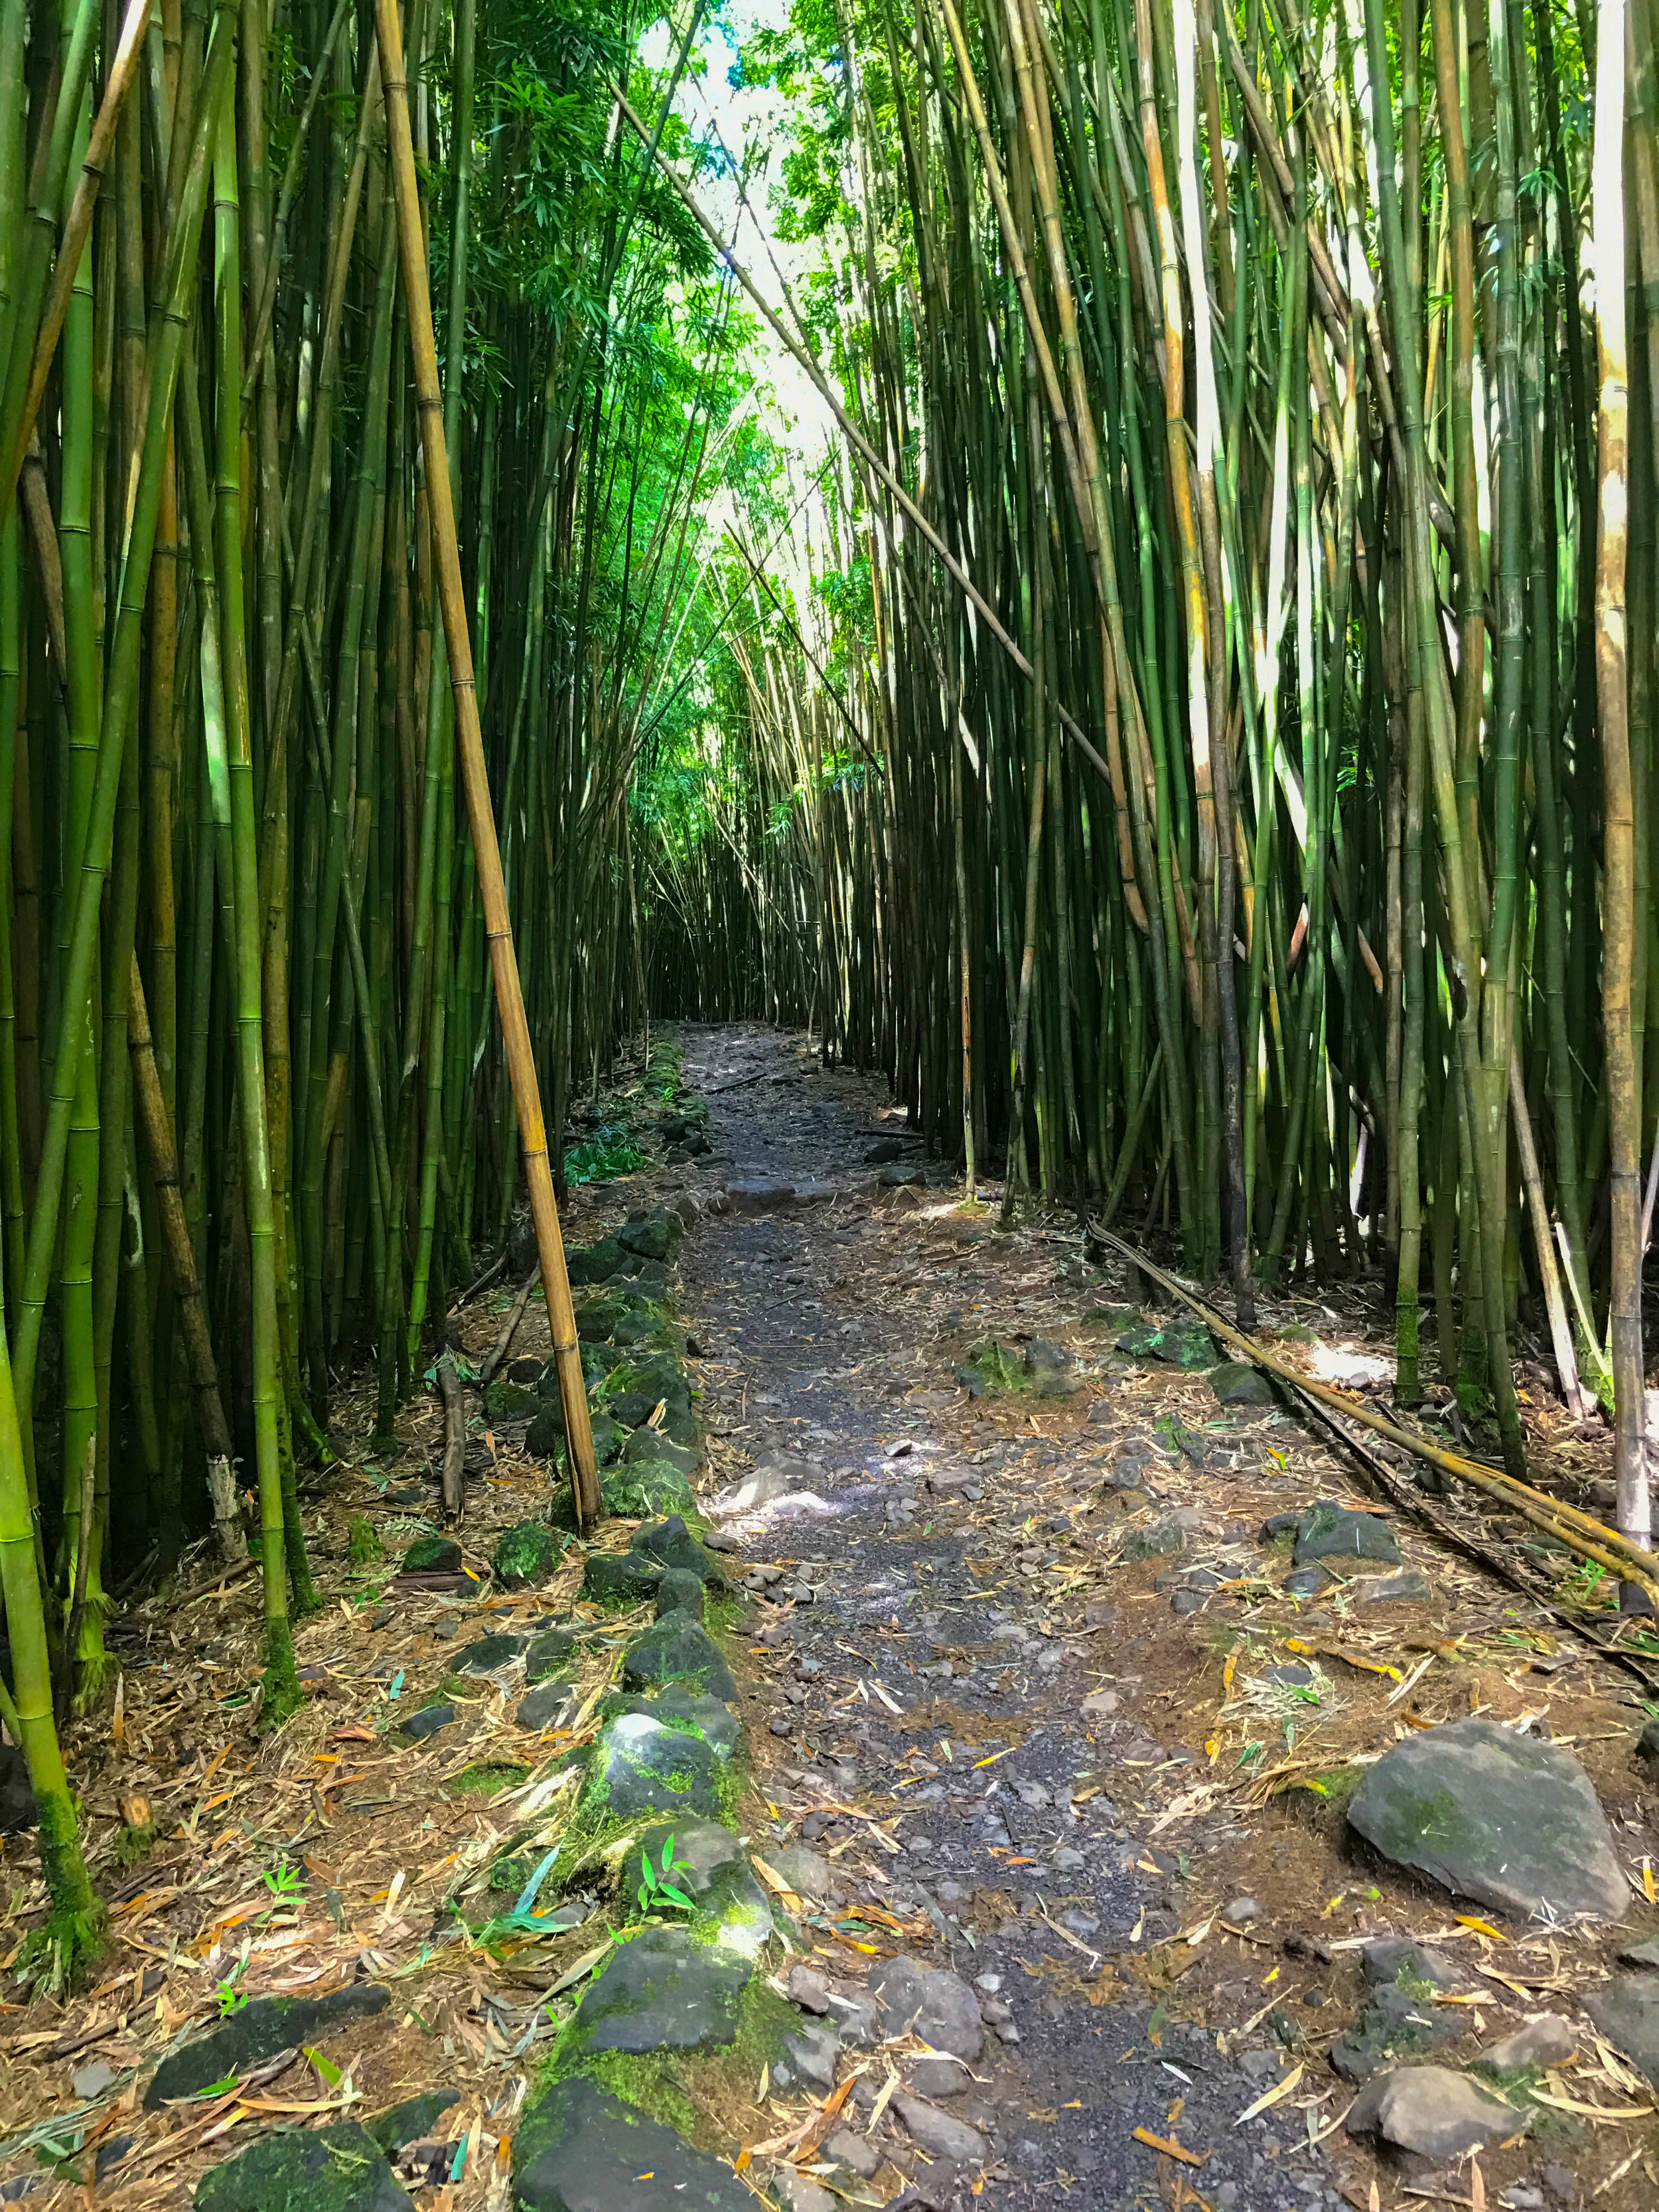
left=1347, top=1717, right=1627, bottom=1922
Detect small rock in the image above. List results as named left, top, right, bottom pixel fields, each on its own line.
left=1283, top=1566, right=1335, bottom=1595
left=1542, top=2166, right=1577, bottom=2203
left=870, top=1955, right=983, bottom=2060
left=1346, top=2065, right=1518, bottom=2158
left=709, top=1459, right=820, bottom=1515
left=894, top=2094, right=989, bottom=2164
left=1225, top=1897, right=1263, bottom=1925
left=772, top=1844, right=833, bottom=1900
left=1207, top=1361, right=1275, bottom=1406
left=908, top=2055, right=970, bottom=2098
left=1121, top=1517, right=1191, bottom=1562
left=71, top=2059, right=119, bottom=2101
left=786, top=2022, right=839, bottom=2090
left=516, top=1680, right=577, bottom=1732
left=1637, top=1718, right=1659, bottom=1768
left=825, top=2127, right=881, bottom=2179
left=771, top=2174, right=835, bottom=2212
left=1293, top=1501, right=1402, bottom=1566
left=1352, top=1568, right=1436, bottom=1605
left=789, top=1966, right=833, bottom=2014
left=1348, top=1717, right=1628, bottom=1921
left=399, top=1702, right=455, bottom=1742
left=1581, top=1973, right=1659, bottom=2087
left=1475, top=2015, right=1577, bottom=2072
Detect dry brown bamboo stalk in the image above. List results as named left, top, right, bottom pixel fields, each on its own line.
left=375, top=0, right=599, bottom=1530
left=436, top=1351, right=467, bottom=1521
left=126, top=954, right=236, bottom=1479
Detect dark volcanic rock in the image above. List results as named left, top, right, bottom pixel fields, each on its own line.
left=621, top=1616, right=739, bottom=1704
left=582, top=1551, right=664, bottom=1607
left=868, top=1955, right=983, bottom=2061
left=398, top=1701, right=455, bottom=1742
left=587, top=1709, right=726, bottom=1822
left=149, top=1986, right=390, bottom=2104
left=1583, top=1974, right=1659, bottom=2086
left=194, top=2124, right=411, bottom=2211
left=512, top=2075, right=754, bottom=2211
left=1345, top=2067, right=1519, bottom=2159
left=560, top=1927, right=751, bottom=2059
left=1293, top=1501, right=1402, bottom=1566
left=654, top=1567, right=707, bottom=1621
left=632, top=1516, right=728, bottom=1587
left=1347, top=1716, right=1627, bottom=1921
left=492, top=1520, right=562, bottom=1587
left=366, top=2093, right=463, bottom=2153
left=401, top=1534, right=461, bottom=1575
left=1207, top=1361, right=1276, bottom=1406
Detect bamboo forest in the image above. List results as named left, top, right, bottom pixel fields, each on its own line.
left=1, top=0, right=1658, bottom=2200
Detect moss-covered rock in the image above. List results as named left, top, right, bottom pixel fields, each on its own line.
left=194, top=2122, right=411, bottom=2211
left=601, top=1461, right=697, bottom=1521
left=147, top=1986, right=390, bottom=2105
left=401, top=1534, right=461, bottom=1574
left=449, top=1761, right=530, bottom=1797
left=597, top=1686, right=742, bottom=1760
left=954, top=1339, right=1029, bottom=1396
left=622, top=1820, right=771, bottom=1959
left=1116, top=1318, right=1219, bottom=1368
left=567, top=1237, right=624, bottom=1285
left=481, top=1377, right=541, bottom=1422
left=558, top=1926, right=751, bottom=2061
left=654, top=1568, right=706, bottom=1622
left=348, top=1516, right=382, bottom=1564
left=586, top=1710, right=726, bottom=1822
left=621, top=1427, right=698, bottom=1477
left=632, top=1516, right=726, bottom=1586
left=622, top=1615, right=739, bottom=1704
left=511, top=2075, right=753, bottom=2212
left=492, top=1520, right=563, bottom=1587
left=526, top=1627, right=579, bottom=1680
left=583, top=1551, right=664, bottom=1607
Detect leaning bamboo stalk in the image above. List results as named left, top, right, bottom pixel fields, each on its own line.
left=1088, top=1223, right=1659, bottom=1607
left=374, top=0, right=599, bottom=1531
left=0, top=0, right=151, bottom=520
left=126, top=954, right=238, bottom=1502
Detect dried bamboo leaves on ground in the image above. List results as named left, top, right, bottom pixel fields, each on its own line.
left=6, top=1021, right=1659, bottom=2212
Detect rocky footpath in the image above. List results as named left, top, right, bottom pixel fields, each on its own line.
left=106, top=1026, right=1659, bottom=2212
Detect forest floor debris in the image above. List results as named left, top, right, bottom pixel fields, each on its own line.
left=3, top=1022, right=1658, bottom=2210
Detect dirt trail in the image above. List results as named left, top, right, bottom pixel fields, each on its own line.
left=677, top=1022, right=1659, bottom=2212
left=3, top=1021, right=1656, bottom=2212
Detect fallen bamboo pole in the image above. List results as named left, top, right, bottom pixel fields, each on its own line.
left=480, top=1268, right=541, bottom=1386
left=376, top=0, right=599, bottom=1530
left=1088, top=1224, right=1659, bottom=1610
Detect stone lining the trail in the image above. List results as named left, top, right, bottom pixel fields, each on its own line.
left=1346, top=1715, right=1629, bottom=1921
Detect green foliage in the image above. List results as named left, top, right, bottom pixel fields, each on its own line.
left=563, top=1122, right=646, bottom=1183
left=347, top=1515, right=382, bottom=1565
left=634, top=1833, right=696, bottom=1917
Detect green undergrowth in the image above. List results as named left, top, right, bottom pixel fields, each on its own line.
left=565, top=1122, right=646, bottom=1185
left=348, top=1515, right=383, bottom=1564
left=540, top=1972, right=796, bottom=2152
left=451, top=1761, right=531, bottom=1797
left=955, top=1338, right=1029, bottom=1394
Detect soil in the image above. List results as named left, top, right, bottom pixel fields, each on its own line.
left=2, top=1020, right=1657, bottom=2211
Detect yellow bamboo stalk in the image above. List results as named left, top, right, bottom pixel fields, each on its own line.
left=374, top=0, right=599, bottom=1530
